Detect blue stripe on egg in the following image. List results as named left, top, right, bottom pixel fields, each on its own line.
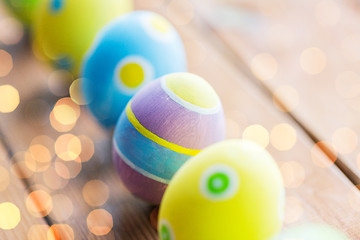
left=50, top=0, right=64, bottom=13
left=113, top=109, right=191, bottom=182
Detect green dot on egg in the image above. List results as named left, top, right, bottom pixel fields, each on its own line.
left=208, top=172, right=230, bottom=194
left=160, top=224, right=171, bottom=240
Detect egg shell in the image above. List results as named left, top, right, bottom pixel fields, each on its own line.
left=33, top=0, right=132, bottom=74
left=82, top=11, right=187, bottom=127
left=4, top=0, right=41, bottom=24
left=113, top=72, right=225, bottom=204
left=158, top=139, right=285, bottom=240
left=269, top=223, right=350, bottom=240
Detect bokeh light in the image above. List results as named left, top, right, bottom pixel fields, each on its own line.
left=87, top=209, right=113, bottom=236
left=0, top=17, right=24, bottom=45
left=53, top=105, right=77, bottom=125
left=50, top=97, right=80, bottom=132
left=11, top=152, right=34, bottom=179
left=300, top=47, right=327, bottom=75
left=311, top=141, right=337, bottom=168
left=55, top=134, right=82, bottom=161
left=0, top=50, right=13, bottom=77
left=31, top=135, right=55, bottom=156
left=242, top=124, right=269, bottom=148
left=250, top=53, right=278, bottom=81
left=0, top=84, right=19, bottom=113
left=69, top=78, right=89, bottom=105
left=54, top=158, right=82, bottom=179
left=332, top=127, right=358, bottom=154
left=26, top=190, right=53, bottom=217
left=47, top=224, right=75, bottom=240
left=82, top=180, right=109, bottom=207
left=270, top=123, right=297, bottom=151
left=42, top=166, right=68, bottom=190
left=0, top=202, right=21, bottom=230
left=78, top=135, right=94, bottom=162
left=27, top=224, right=49, bottom=240
left=25, top=144, right=52, bottom=173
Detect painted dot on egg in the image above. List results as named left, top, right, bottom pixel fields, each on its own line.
left=120, top=64, right=144, bottom=87
left=200, top=164, right=239, bottom=201
left=159, top=219, right=175, bottom=240
left=82, top=11, right=187, bottom=126
left=54, top=55, right=73, bottom=71
left=115, top=56, right=154, bottom=93
left=162, top=73, right=220, bottom=114
left=158, top=140, right=284, bottom=239
left=143, top=13, right=175, bottom=42
left=34, top=0, right=133, bottom=74
left=113, top=72, right=225, bottom=204
left=150, top=15, right=171, bottom=34
left=50, top=0, right=64, bottom=13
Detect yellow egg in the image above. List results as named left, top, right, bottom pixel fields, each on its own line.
left=33, top=0, right=133, bottom=74
left=158, top=139, right=285, bottom=240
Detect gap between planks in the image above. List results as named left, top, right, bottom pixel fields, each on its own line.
left=190, top=12, right=360, bottom=187
left=0, top=125, right=54, bottom=228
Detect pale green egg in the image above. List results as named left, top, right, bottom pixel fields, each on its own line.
left=269, top=223, right=350, bottom=240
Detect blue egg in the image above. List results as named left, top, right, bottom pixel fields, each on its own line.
left=81, top=11, right=187, bottom=127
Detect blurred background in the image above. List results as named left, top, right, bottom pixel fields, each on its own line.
left=0, top=0, right=360, bottom=239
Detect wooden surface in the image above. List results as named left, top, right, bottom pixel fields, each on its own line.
left=0, top=141, right=50, bottom=239
left=194, top=0, right=360, bottom=183
left=0, top=0, right=360, bottom=239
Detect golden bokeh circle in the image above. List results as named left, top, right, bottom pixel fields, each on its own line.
left=87, top=209, right=113, bottom=236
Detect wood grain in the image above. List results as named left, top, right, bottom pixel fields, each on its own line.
left=193, top=0, right=360, bottom=182
left=0, top=140, right=49, bottom=239
left=0, top=0, right=360, bottom=239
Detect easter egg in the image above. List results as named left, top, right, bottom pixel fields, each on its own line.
left=158, top=139, right=285, bottom=240
left=82, top=11, right=187, bottom=127
left=33, top=0, right=133, bottom=74
left=112, top=72, right=225, bottom=204
left=4, top=0, right=41, bottom=24
left=269, top=223, right=349, bottom=240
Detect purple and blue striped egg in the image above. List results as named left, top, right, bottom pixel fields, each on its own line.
left=112, top=72, right=226, bottom=204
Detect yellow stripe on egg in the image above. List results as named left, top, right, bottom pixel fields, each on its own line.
left=126, top=102, right=201, bottom=156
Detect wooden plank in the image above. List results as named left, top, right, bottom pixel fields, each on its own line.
left=0, top=140, right=49, bottom=239
left=0, top=48, right=158, bottom=239
left=193, top=0, right=360, bottom=182
left=0, top=0, right=360, bottom=239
